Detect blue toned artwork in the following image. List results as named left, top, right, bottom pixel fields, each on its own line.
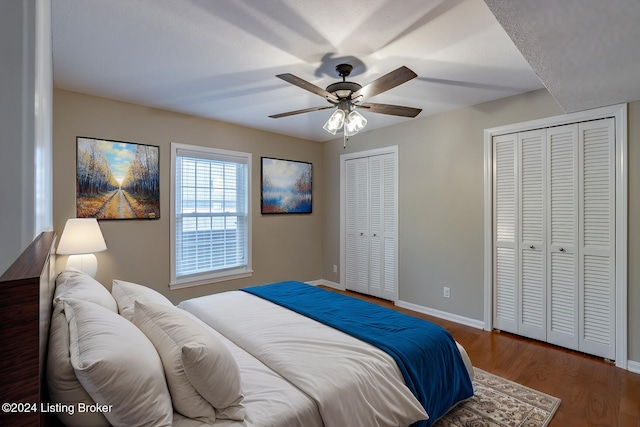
left=261, top=157, right=312, bottom=214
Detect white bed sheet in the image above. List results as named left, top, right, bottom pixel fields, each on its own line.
left=179, top=291, right=429, bottom=427
left=172, top=323, right=323, bottom=427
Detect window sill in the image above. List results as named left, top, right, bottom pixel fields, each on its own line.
left=169, top=269, right=253, bottom=290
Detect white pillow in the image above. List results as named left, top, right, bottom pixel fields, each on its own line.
left=47, top=269, right=116, bottom=427
left=47, top=304, right=110, bottom=427
left=133, top=302, right=245, bottom=421
left=133, top=302, right=217, bottom=422
left=111, top=279, right=173, bottom=321
left=54, top=269, right=117, bottom=312
left=63, top=298, right=173, bottom=427
left=183, top=342, right=246, bottom=421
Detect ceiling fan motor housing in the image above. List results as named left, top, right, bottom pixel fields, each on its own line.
left=326, top=64, right=362, bottom=101
left=326, top=81, right=363, bottom=101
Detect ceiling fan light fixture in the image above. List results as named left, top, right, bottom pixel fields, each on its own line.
left=323, top=109, right=346, bottom=135
left=344, top=110, right=367, bottom=136
left=271, top=64, right=420, bottom=141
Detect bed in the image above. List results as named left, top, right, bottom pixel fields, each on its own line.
left=46, top=270, right=474, bottom=427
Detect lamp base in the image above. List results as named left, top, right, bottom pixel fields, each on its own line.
left=66, top=254, right=98, bottom=278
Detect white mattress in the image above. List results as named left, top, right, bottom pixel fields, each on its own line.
left=179, top=291, right=430, bottom=427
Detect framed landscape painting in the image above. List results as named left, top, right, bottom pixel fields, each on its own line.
left=261, top=157, right=312, bottom=214
left=76, top=137, right=160, bottom=219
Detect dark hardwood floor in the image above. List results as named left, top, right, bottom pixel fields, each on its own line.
left=323, top=287, right=640, bottom=427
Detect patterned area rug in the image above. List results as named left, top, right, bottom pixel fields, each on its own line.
left=434, top=368, right=561, bottom=427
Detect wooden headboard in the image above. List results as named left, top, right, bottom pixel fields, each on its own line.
left=0, top=231, right=57, bottom=427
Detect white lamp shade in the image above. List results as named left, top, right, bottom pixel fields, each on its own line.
left=323, top=109, right=346, bottom=135
left=57, top=218, right=107, bottom=255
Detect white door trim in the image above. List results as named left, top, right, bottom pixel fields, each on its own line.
left=483, top=104, right=628, bottom=369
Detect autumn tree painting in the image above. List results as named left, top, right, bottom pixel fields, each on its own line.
left=76, top=138, right=160, bottom=219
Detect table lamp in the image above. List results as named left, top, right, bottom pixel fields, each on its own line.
left=57, top=218, right=107, bottom=277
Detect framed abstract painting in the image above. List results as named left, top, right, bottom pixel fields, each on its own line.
left=261, top=157, right=312, bottom=214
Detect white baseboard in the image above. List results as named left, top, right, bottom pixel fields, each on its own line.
left=305, top=280, right=322, bottom=286
left=309, top=279, right=639, bottom=373
left=309, top=279, right=483, bottom=329
left=628, top=360, right=640, bottom=374
left=305, top=279, right=344, bottom=290
left=395, top=300, right=485, bottom=330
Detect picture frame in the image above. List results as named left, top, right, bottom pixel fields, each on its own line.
left=261, top=157, right=312, bottom=214
left=76, top=137, right=160, bottom=220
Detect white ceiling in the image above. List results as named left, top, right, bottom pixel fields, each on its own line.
left=51, top=0, right=640, bottom=142
left=485, top=0, right=640, bottom=114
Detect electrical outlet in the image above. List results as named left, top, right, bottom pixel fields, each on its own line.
left=332, top=265, right=338, bottom=273
left=443, top=287, right=451, bottom=298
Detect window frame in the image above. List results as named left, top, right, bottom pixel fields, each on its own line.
left=170, top=142, right=252, bottom=289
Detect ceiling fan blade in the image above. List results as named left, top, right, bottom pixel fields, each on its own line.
left=353, top=66, right=418, bottom=100
left=269, top=105, right=334, bottom=119
left=359, top=102, right=422, bottom=118
left=276, top=73, right=338, bottom=102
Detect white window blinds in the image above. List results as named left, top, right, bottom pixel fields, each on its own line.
left=172, top=144, right=251, bottom=287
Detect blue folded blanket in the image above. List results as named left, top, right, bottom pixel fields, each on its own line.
left=241, top=281, right=473, bottom=426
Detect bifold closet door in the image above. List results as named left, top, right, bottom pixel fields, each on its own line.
left=494, top=128, right=548, bottom=340
left=345, top=153, right=397, bottom=301
left=546, top=119, right=616, bottom=359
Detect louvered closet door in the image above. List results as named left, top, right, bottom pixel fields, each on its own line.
left=345, top=158, right=369, bottom=294
left=345, top=152, right=397, bottom=300
left=579, top=118, right=615, bottom=359
left=493, top=134, right=518, bottom=333
left=546, top=124, right=580, bottom=351
left=518, top=130, right=546, bottom=341
left=493, top=118, right=617, bottom=359
left=368, top=153, right=396, bottom=300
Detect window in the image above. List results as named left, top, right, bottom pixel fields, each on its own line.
left=170, top=143, right=251, bottom=289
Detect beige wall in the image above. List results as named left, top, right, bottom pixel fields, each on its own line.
left=627, top=101, right=640, bottom=364
left=54, top=87, right=640, bottom=364
left=53, top=89, right=324, bottom=303
left=322, top=88, right=640, bottom=363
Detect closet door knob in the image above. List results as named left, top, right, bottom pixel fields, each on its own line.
left=559, top=247, right=565, bottom=252
left=529, top=245, right=534, bottom=249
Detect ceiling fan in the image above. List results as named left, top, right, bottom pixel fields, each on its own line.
left=269, top=64, right=422, bottom=141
